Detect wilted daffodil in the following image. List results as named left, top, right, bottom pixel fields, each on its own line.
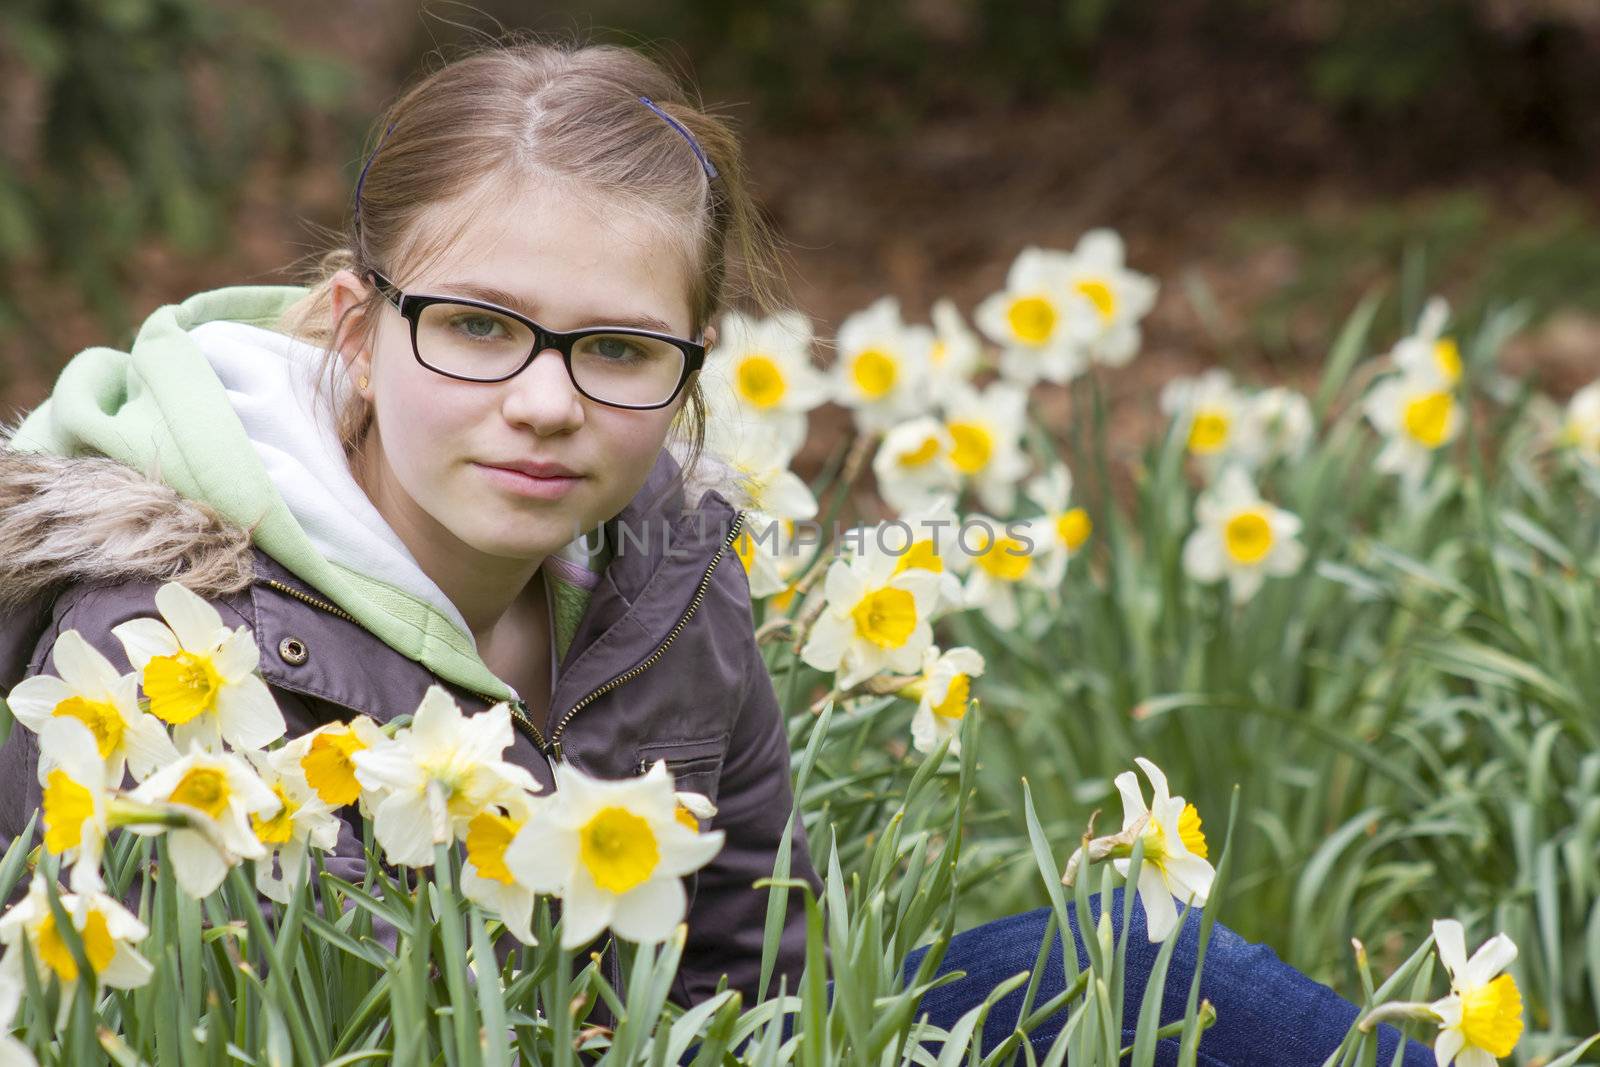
left=503, top=760, right=724, bottom=949
left=1429, top=920, right=1523, bottom=1067
left=110, top=581, right=286, bottom=753
left=1064, top=757, right=1212, bottom=943
left=6, top=628, right=176, bottom=785
left=831, top=296, right=935, bottom=434
left=903, top=645, right=985, bottom=756
left=976, top=247, right=1092, bottom=385
left=351, top=687, right=540, bottom=867
left=0, top=876, right=153, bottom=1003
left=1181, top=467, right=1305, bottom=604
left=800, top=543, right=941, bottom=688
left=126, top=746, right=280, bottom=898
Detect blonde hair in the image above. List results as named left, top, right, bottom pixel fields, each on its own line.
left=278, top=35, right=789, bottom=489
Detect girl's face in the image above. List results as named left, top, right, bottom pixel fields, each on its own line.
left=331, top=181, right=709, bottom=567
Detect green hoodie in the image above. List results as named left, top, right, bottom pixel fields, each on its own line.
left=9, top=285, right=593, bottom=701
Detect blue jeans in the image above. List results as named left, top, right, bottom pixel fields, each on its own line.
left=898, top=892, right=1434, bottom=1065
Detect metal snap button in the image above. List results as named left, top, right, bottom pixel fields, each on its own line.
left=277, top=636, right=309, bottom=666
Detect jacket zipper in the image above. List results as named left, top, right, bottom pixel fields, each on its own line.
left=543, top=510, right=744, bottom=763
left=261, top=577, right=551, bottom=750
left=260, top=509, right=743, bottom=762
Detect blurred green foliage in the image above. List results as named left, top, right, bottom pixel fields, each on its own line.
left=0, top=0, right=350, bottom=372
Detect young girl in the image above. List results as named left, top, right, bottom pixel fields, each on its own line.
left=0, top=39, right=1431, bottom=1064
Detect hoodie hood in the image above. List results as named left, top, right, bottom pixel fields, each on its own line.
left=1, top=284, right=622, bottom=701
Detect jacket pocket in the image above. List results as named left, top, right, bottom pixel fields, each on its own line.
left=634, top=734, right=728, bottom=807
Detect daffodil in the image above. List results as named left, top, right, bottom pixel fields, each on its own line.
left=351, top=687, right=540, bottom=867
left=926, top=299, right=984, bottom=402
left=705, top=419, right=818, bottom=531
left=6, top=628, right=176, bottom=784
left=278, top=716, right=389, bottom=810
left=705, top=309, right=829, bottom=455
left=1021, top=465, right=1092, bottom=589
left=733, top=513, right=805, bottom=600
left=0, top=876, right=154, bottom=1002
left=903, top=645, right=985, bottom=756
left=1160, top=369, right=1244, bottom=459
left=1234, top=386, right=1314, bottom=469
left=976, top=247, right=1092, bottom=385
left=242, top=748, right=342, bottom=905
left=502, top=760, right=724, bottom=949
left=461, top=792, right=542, bottom=946
left=1181, top=467, right=1305, bottom=604
left=1059, top=229, right=1158, bottom=368
left=1363, top=370, right=1462, bottom=494
left=953, top=516, right=1040, bottom=629
left=800, top=543, right=941, bottom=688
left=873, top=417, right=960, bottom=515
left=1429, top=919, right=1523, bottom=1067
left=34, top=718, right=114, bottom=894
left=877, top=497, right=967, bottom=617
left=831, top=297, right=935, bottom=433
left=1560, top=380, right=1600, bottom=463
left=126, top=745, right=279, bottom=898
left=1392, top=297, right=1464, bottom=388
left=941, top=381, right=1031, bottom=514
left=1062, top=758, right=1212, bottom=944
left=110, top=581, right=286, bottom=753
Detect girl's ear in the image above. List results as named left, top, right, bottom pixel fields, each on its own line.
left=701, top=323, right=717, bottom=353
left=328, top=268, right=377, bottom=386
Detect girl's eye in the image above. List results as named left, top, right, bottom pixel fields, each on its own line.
left=591, top=336, right=645, bottom=362
left=448, top=313, right=509, bottom=340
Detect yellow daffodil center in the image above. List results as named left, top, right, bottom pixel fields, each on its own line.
left=851, top=349, right=898, bottom=399
left=892, top=539, right=943, bottom=576
left=932, top=674, right=971, bottom=720
left=899, top=434, right=943, bottom=468
left=674, top=804, right=700, bottom=831
left=850, top=587, right=918, bottom=649
left=1056, top=507, right=1092, bottom=551
left=1402, top=390, right=1454, bottom=448
left=1178, top=803, right=1207, bottom=858
left=736, top=354, right=786, bottom=409
left=579, top=806, right=659, bottom=894
left=143, top=650, right=223, bottom=726
left=43, top=769, right=94, bottom=854
left=1007, top=295, right=1057, bottom=345
left=52, top=696, right=125, bottom=758
left=301, top=729, right=367, bottom=806
left=974, top=535, right=1032, bottom=582
left=1223, top=509, right=1275, bottom=565
left=1075, top=278, right=1117, bottom=322
left=947, top=421, right=993, bottom=474
left=466, top=810, right=521, bottom=885
left=252, top=783, right=296, bottom=845
left=168, top=766, right=230, bottom=819
left=37, top=908, right=115, bottom=982
left=770, top=583, right=800, bottom=611
left=1458, top=974, right=1523, bottom=1058
left=1433, top=337, right=1462, bottom=383
left=1187, top=409, right=1231, bottom=454
left=734, top=530, right=758, bottom=575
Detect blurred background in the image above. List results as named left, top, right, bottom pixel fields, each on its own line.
left=2, top=0, right=1598, bottom=425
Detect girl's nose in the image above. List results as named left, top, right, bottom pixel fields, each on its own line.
left=500, top=348, right=585, bottom=435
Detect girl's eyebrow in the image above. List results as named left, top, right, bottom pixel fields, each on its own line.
left=439, top=280, right=677, bottom=334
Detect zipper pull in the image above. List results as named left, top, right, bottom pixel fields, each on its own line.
left=547, top=741, right=563, bottom=762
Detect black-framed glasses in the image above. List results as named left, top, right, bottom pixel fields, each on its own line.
left=367, top=269, right=705, bottom=410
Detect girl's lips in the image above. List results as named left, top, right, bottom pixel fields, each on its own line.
left=474, top=462, right=584, bottom=500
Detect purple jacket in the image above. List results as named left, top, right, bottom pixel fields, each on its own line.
left=0, top=443, right=821, bottom=1007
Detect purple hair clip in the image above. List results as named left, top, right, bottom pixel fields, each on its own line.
left=353, top=121, right=397, bottom=236
left=639, top=96, right=719, bottom=180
